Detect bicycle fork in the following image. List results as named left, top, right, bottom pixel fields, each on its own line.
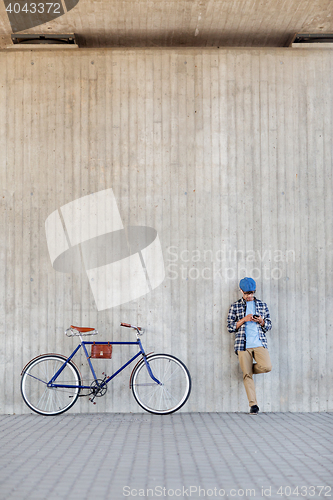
left=141, top=355, right=161, bottom=385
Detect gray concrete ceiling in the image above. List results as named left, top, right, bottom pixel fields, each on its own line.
left=0, top=0, right=332, bottom=49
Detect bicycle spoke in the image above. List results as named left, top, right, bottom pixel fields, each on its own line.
left=161, top=359, right=172, bottom=380
left=46, top=388, right=53, bottom=412
left=161, top=385, right=181, bottom=404
left=161, top=364, right=181, bottom=384
left=36, top=386, right=49, bottom=410
left=54, top=387, right=65, bottom=410
left=158, top=380, right=164, bottom=409
left=142, top=383, right=160, bottom=406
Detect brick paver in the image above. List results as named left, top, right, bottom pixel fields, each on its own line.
left=0, top=413, right=332, bottom=500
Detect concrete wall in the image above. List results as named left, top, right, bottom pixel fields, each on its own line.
left=0, top=48, right=332, bottom=414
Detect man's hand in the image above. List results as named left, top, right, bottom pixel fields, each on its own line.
left=253, top=315, right=265, bottom=327
left=236, top=314, right=265, bottom=330
left=236, top=314, right=254, bottom=330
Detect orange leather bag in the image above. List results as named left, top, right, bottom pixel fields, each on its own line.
left=90, top=343, right=112, bottom=359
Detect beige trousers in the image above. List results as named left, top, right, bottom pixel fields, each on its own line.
left=237, top=346, right=272, bottom=407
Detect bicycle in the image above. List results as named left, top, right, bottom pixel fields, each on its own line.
left=20, top=323, right=191, bottom=416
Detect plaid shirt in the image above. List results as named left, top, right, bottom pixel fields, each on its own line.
left=227, top=297, right=272, bottom=355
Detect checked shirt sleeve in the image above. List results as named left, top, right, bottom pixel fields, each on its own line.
left=227, top=303, right=238, bottom=333
left=261, top=302, right=272, bottom=333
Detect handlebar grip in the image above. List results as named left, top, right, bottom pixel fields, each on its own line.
left=120, top=322, right=142, bottom=331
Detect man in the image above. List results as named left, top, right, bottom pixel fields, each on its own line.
left=227, top=277, right=272, bottom=415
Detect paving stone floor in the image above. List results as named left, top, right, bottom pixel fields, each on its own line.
left=0, top=412, right=332, bottom=500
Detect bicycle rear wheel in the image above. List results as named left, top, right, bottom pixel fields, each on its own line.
left=21, top=354, right=81, bottom=416
left=131, top=354, right=191, bottom=415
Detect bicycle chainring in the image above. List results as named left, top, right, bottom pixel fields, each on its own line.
left=90, top=379, right=107, bottom=397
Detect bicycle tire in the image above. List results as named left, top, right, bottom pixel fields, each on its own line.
left=131, top=353, right=191, bottom=415
left=21, top=354, right=81, bottom=416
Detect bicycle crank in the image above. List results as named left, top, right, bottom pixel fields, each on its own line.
left=89, top=378, right=108, bottom=404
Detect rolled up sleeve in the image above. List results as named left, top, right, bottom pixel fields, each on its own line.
left=261, top=303, right=272, bottom=333
left=227, top=305, right=237, bottom=333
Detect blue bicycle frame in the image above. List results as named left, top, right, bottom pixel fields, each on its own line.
left=48, top=338, right=161, bottom=389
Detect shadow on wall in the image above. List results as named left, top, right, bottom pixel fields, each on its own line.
left=75, top=31, right=294, bottom=48
left=45, top=188, right=165, bottom=311
left=3, top=0, right=80, bottom=32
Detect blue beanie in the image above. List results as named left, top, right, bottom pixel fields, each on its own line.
left=239, top=277, right=256, bottom=292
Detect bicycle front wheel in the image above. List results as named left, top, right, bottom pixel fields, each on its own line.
left=21, top=354, right=81, bottom=416
left=131, top=354, right=191, bottom=415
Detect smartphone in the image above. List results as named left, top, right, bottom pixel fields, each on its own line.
left=253, top=315, right=259, bottom=319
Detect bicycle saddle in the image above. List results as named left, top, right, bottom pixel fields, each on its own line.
left=70, top=325, right=95, bottom=333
